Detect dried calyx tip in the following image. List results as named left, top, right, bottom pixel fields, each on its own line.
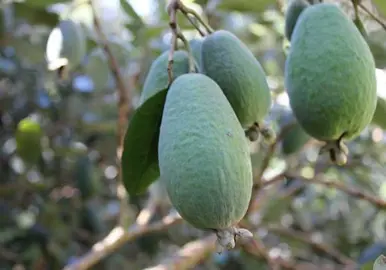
left=214, top=226, right=254, bottom=254
left=319, top=135, right=349, bottom=166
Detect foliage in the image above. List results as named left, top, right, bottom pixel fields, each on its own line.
left=1, top=0, right=386, bottom=270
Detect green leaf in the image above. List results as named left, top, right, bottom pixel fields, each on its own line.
left=373, top=0, right=386, bottom=18
left=22, top=0, right=69, bottom=8
left=14, top=3, right=59, bottom=26
left=120, top=0, right=144, bottom=26
left=121, top=88, right=168, bottom=196
left=217, top=0, right=276, bottom=13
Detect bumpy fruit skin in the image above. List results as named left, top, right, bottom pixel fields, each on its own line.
left=285, top=3, right=377, bottom=142
left=284, top=0, right=310, bottom=41
left=139, top=50, right=190, bottom=105
left=158, top=73, right=253, bottom=229
left=280, top=112, right=310, bottom=156
left=201, top=30, right=271, bottom=129
left=190, top=38, right=204, bottom=71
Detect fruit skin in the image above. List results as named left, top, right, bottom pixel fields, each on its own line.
left=190, top=38, right=204, bottom=71
left=280, top=112, right=311, bottom=156
left=372, top=98, right=386, bottom=130
left=45, top=19, right=86, bottom=71
left=201, top=30, right=271, bottom=130
left=158, top=73, right=252, bottom=229
left=285, top=3, right=377, bottom=142
left=371, top=68, right=386, bottom=129
left=284, top=0, right=310, bottom=41
left=139, top=50, right=190, bottom=105
left=15, top=118, right=42, bottom=166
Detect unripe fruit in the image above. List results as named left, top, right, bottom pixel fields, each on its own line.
left=45, top=19, right=86, bottom=71
left=190, top=38, right=204, bottom=71
left=15, top=118, right=42, bottom=166
left=284, top=0, right=310, bottom=41
left=201, top=30, right=272, bottom=140
left=280, top=112, right=311, bottom=156
left=285, top=3, right=377, bottom=165
left=139, top=50, right=190, bottom=105
left=371, top=69, right=386, bottom=129
left=158, top=73, right=253, bottom=251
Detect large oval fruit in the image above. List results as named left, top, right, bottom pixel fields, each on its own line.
left=201, top=30, right=272, bottom=140
left=158, top=73, right=252, bottom=231
left=284, top=0, right=310, bottom=41
left=139, top=50, right=190, bottom=105
left=45, top=19, right=86, bottom=71
left=285, top=3, right=377, bottom=165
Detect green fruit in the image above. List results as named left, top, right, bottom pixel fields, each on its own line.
left=201, top=30, right=272, bottom=133
left=45, top=19, right=86, bottom=71
left=84, top=48, right=110, bottom=91
left=371, top=69, right=386, bottom=129
left=190, top=38, right=204, bottom=71
left=285, top=3, right=377, bottom=165
left=284, top=0, right=310, bottom=41
left=139, top=50, right=190, bottom=105
left=158, top=73, right=252, bottom=230
left=15, top=118, right=42, bottom=166
left=280, top=112, right=310, bottom=156
left=74, top=154, right=100, bottom=200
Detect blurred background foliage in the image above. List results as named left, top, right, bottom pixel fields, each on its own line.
left=1, top=0, right=386, bottom=269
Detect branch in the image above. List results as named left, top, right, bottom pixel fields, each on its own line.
left=241, top=237, right=297, bottom=269
left=267, top=225, right=356, bottom=266
left=143, top=234, right=217, bottom=270
left=90, top=0, right=132, bottom=226
left=247, top=121, right=297, bottom=214
left=167, top=0, right=196, bottom=86
left=63, top=210, right=182, bottom=270
left=358, top=2, right=386, bottom=31
left=290, top=174, right=386, bottom=209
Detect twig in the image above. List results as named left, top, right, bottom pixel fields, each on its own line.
left=290, top=174, right=386, bottom=209
left=267, top=225, right=356, bottom=266
left=247, top=121, right=297, bottom=214
left=178, top=1, right=214, bottom=34
left=180, top=13, right=206, bottom=37
left=63, top=210, right=182, bottom=270
left=143, top=234, right=217, bottom=270
left=90, top=0, right=132, bottom=227
left=241, top=237, right=296, bottom=269
left=167, top=0, right=197, bottom=86
left=358, top=2, right=386, bottom=31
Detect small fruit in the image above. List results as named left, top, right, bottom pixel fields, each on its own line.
left=45, top=19, right=86, bottom=71
left=201, top=30, right=272, bottom=141
left=84, top=48, right=110, bottom=91
left=284, top=0, right=310, bottom=41
left=15, top=118, right=42, bottom=166
left=139, top=50, right=190, bottom=105
left=158, top=73, right=253, bottom=251
left=285, top=3, right=377, bottom=165
left=280, top=112, right=311, bottom=156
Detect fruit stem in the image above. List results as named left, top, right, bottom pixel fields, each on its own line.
left=167, top=0, right=198, bottom=81
left=357, top=2, right=386, bottom=32
left=177, top=0, right=214, bottom=35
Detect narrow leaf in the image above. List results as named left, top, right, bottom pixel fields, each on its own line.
left=121, top=88, right=168, bottom=195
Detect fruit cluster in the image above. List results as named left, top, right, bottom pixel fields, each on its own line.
left=122, top=0, right=378, bottom=253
